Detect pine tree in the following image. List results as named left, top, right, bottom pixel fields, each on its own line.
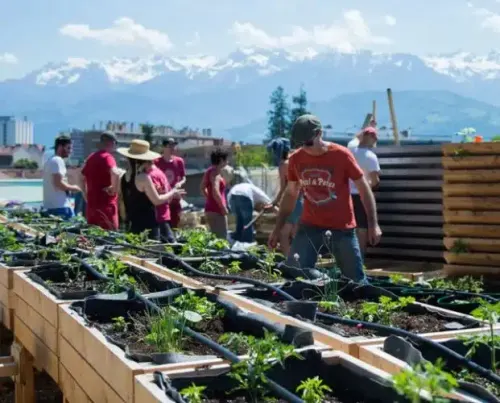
left=289, top=85, right=309, bottom=128
left=141, top=124, right=155, bottom=145
left=267, top=86, right=290, bottom=139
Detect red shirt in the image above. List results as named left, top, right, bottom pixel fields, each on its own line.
left=148, top=165, right=171, bottom=223
left=288, top=143, right=363, bottom=229
left=81, top=150, right=117, bottom=208
left=154, top=156, right=185, bottom=187
left=203, top=166, right=226, bottom=214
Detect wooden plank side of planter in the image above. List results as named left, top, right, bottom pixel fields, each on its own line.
left=59, top=304, right=142, bottom=403
left=59, top=336, right=125, bottom=403
left=115, top=254, right=208, bottom=290
left=443, top=196, right=500, bottom=210
left=444, top=264, right=500, bottom=276
left=13, top=271, right=59, bottom=328
left=0, top=282, right=14, bottom=330
left=444, top=252, right=500, bottom=266
left=443, top=224, right=500, bottom=239
left=13, top=315, right=59, bottom=383
left=442, top=142, right=500, bottom=156
left=443, top=183, right=500, bottom=197
left=443, top=170, right=500, bottom=184
left=59, top=362, right=95, bottom=403
left=444, top=210, right=500, bottom=224
left=442, top=155, right=500, bottom=170
left=444, top=237, right=500, bottom=253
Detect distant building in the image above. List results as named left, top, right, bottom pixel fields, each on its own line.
left=71, top=128, right=230, bottom=165
left=0, top=116, right=34, bottom=146
left=0, top=144, right=45, bottom=168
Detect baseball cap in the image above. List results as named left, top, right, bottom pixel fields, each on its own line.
left=162, top=137, right=178, bottom=147
left=100, top=131, right=117, bottom=142
left=53, top=135, right=71, bottom=149
left=291, top=114, right=322, bottom=147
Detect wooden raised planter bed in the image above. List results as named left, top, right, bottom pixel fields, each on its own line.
left=57, top=291, right=326, bottom=403
left=219, top=289, right=498, bottom=358
left=11, top=260, right=183, bottom=386
left=134, top=350, right=399, bottom=403
left=0, top=261, right=28, bottom=330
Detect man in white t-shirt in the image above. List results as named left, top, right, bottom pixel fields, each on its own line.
left=349, top=127, right=381, bottom=257
left=43, top=135, right=81, bottom=219
left=227, top=182, right=273, bottom=242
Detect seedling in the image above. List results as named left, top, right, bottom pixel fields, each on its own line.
left=180, top=229, right=229, bottom=256
left=257, top=250, right=282, bottom=280
left=227, top=260, right=243, bottom=274
left=0, top=226, right=23, bottom=251
left=174, top=290, right=224, bottom=321
left=111, top=316, right=128, bottom=332
left=180, top=383, right=206, bottom=403
left=92, top=256, right=137, bottom=293
left=460, top=300, right=500, bottom=371
left=360, top=296, right=415, bottom=326
left=428, top=276, right=483, bottom=294
left=450, top=239, right=469, bottom=254
left=220, top=330, right=302, bottom=402
left=199, top=260, right=224, bottom=274
left=392, top=359, right=458, bottom=403
left=296, top=376, right=332, bottom=403
left=389, top=274, right=412, bottom=285
left=123, top=230, right=150, bottom=247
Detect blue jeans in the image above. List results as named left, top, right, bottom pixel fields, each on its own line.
left=44, top=207, right=75, bottom=220
left=285, top=224, right=366, bottom=282
left=229, top=195, right=254, bottom=243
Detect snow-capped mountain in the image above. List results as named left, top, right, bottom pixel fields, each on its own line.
left=4, top=47, right=500, bottom=144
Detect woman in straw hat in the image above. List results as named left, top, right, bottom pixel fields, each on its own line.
left=118, top=139, right=186, bottom=241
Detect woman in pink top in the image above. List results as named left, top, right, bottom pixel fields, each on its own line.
left=201, top=149, right=229, bottom=239
left=118, top=140, right=185, bottom=242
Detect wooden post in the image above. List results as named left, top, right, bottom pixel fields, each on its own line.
left=12, top=342, right=34, bottom=403
left=387, top=88, right=400, bottom=145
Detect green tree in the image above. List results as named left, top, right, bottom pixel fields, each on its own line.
left=267, top=86, right=290, bottom=139
left=141, top=124, right=155, bottom=145
left=289, top=84, right=309, bottom=128
left=13, top=159, right=38, bottom=169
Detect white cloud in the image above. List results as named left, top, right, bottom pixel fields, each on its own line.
left=469, top=3, right=500, bottom=33
left=0, top=53, right=18, bottom=64
left=384, top=15, right=397, bottom=26
left=185, top=32, right=201, bottom=47
left=60, top=17, right=173, bottom=53
left=230, top=9, right=391, bottom=53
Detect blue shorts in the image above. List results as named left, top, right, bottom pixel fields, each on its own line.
left=44, top=207, right=75, bottom=220
left=286, top=197, right=303, bottom=224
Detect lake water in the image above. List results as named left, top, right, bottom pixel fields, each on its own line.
left=0, top=179, right=43, bottom=204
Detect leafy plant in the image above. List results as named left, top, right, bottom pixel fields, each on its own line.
left=0, top=226, right=23, bottom=251
left=174, top=290, right=224, bottom=321
left=360, top=296, right=416, bottom=326
left=219, top=330, right=302, bottom=402
left=199, top=260, right=224, bottom=274
left=180, top=383, right=207, bottom=403
left=91, top=256, right=137, bottom=293
left=389, top=274, right=412, bottom=285
left=460, top=300, right=500, bottom=371
left=296, top=376, right=332, bottom=403
left=123, top=230, right=150, bottom=247
left=450, top=239, right=469, bottom=254
left=257, top=250, right=282, bottom=280
left=393, top=359, right=458, bottom=403
left=428, top=276, right=484, bottom=294
left=180, top=229, right=229, bottom=256
left=111, top=316, right=128, bottom=332
left=227, top=261, right=243, bottom=275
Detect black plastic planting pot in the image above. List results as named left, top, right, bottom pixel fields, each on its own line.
left=26, top=259, right=182, bottom=300
left=383, top=336, right=500, bottom=403
left=154, top=349, right=441, bottom=403
left=70, top=288, right=315, bottom=365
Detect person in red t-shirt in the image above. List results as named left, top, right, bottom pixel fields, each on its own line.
left=80, top=131, right=121, bottom=230
left=268, top=115, right=382, bottom=282
left=154, top=138, right=186, bottom=229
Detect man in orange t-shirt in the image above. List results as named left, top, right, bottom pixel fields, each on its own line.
left=268, top=114, right=382, bottom=282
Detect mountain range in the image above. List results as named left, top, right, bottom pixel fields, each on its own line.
left=4, top=48, right=500, bottom=145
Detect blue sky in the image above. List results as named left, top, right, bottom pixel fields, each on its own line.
left=2, top=0, right=500, bottom=80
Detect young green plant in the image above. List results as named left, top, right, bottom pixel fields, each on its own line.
left=296, top=376, right=332, bottom=403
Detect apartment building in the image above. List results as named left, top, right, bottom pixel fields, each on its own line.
left=0, top=116, right=34, bottom=146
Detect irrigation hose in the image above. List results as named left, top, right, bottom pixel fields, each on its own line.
left=87, top=238, right=500, bottom=387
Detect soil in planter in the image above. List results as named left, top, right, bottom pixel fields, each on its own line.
left=193, top=269, right=282, bottom=287
left=0, top=370, right=62, bottom=403
left=46, top=278, right=108, bottom=294
left=279, top=300, right=466, bottom=338
left=454, top=369, right=500, bottom=397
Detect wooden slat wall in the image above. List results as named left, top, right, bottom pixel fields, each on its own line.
left=442, top=142, right=500, bottom=275
left=366, top=145, right=445, bottom=267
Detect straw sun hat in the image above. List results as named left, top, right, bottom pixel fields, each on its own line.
left=117, top=139, right=160, bottom=161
